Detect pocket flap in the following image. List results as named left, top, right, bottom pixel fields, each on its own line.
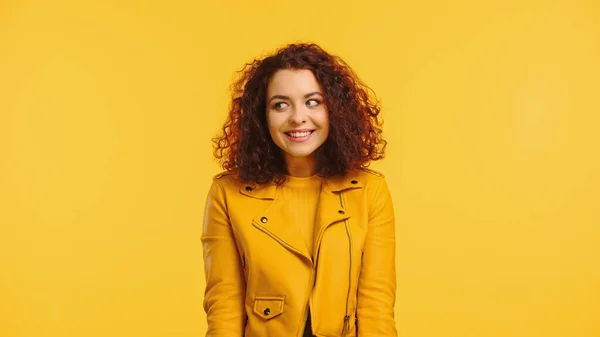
left=253, top=295, right=285, bottom=319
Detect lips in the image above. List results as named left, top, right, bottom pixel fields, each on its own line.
left=285, top=130, right=314, bottom=138
left=283, top=129, right=315, bottom=143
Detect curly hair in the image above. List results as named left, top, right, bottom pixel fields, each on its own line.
left=212, top=43, right=386, bottom=184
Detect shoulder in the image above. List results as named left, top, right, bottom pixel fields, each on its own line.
left=353, top=167, right=386, bottom=185
left=211, top=170, right=243, bottom=190
left=350, top=167, right=390, bottom=198
left=331, top=167, right=387, bottom=192
left=212, top=170, right=233, bottom=181
left=357, top=167, right=385, bottom=178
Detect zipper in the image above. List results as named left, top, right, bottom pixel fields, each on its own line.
left=241, top=254, right=248, bottom=280
left=300, top=267, right=315, bottom=337
left=340, top=194, right=353, bottom=336
left=342, top=220, right=352, bottom=336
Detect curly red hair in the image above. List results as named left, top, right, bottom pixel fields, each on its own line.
left=212, top=43, right=386, bottom=184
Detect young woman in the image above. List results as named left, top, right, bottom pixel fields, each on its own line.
left=202, top=43, right=397, bottom=337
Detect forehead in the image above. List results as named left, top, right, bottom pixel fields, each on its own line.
left=267, top=69, right=322, bottom=96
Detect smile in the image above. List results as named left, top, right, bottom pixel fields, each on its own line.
left=284, top=130, right=314, bottom=142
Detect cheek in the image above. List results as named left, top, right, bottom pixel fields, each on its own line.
left=319, top=110, right=330, bottom=130
left=267, top=112, right=284, bottom=134
left=322, top=125, right=330, bottom=139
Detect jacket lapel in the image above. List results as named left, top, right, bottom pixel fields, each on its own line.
left=313, top=172, right=363, bottom=257
left=252, top=196, right=312, bottom=261
left=241, top=171, right=364, bottom=263
left=242, top=181, right=312, bottom=261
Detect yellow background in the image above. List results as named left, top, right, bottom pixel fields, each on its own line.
left=1, top=0, right=599, bottom=336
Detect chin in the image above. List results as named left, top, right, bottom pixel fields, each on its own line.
left=288, top=152, right=313, bottom=158
left=286, top=149, right=318, bottom=158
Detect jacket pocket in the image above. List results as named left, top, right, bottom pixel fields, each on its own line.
left=253, top=295, right=285, bottom=320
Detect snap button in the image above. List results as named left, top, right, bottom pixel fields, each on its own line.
left=338, top=210, right=345, bottom=214
left=245, top=186, right=253, bottom=191
left=253, top=295, right=284, bottom=319
left=260, top=216, right=268, bottom=223
left=351, top=180, right=358, bottom=184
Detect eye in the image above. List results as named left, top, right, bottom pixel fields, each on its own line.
left=273, top=102, right=289, bottom=110
left=306, top=99, right=321, bottom=108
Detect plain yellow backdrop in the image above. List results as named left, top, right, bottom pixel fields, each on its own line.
left=1, top=0, right=599, bottom=336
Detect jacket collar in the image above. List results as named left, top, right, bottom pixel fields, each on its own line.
left=323, top=170, right=363, bottom=193
left=239, top=170, right=364, bottom=199
left=239, top=181, right=278, bottom=199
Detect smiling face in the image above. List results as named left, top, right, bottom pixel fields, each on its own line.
left=266, top=69, right=330, bottom=175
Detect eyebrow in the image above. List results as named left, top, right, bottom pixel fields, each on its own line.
left=268, top=91, right=323, bottom=103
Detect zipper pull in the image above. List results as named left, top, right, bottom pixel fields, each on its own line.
left=343, top=314, right=351, bottom=333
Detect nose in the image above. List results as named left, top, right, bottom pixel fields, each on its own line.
left=288, top=105, right=307, bottom=125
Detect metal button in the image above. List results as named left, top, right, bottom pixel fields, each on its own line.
left=264, top=308, right=271, bottom=315
left=351, top=180, right=358, bottom=184
left=245, top=186, right=253, bottom=191
left=260, top=217, right=268, bottom=223
left=338, top=210, right=345, bottom=214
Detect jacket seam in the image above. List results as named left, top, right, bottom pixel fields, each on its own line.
left=367, top=176, right=385, bottom=220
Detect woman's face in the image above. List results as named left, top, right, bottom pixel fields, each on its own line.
left=266, top=69, right=329, bottom=167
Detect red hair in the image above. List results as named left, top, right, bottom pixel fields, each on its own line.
left=212, top=43, right=386, bottom=184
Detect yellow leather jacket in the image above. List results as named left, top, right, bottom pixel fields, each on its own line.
left=202, top=168, right=397, bottom=337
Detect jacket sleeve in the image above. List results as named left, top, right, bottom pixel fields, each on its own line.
left=357, top=177, right=398, bottom=336
left=201, top=179, right=246, bottom=336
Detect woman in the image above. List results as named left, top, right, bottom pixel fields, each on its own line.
left=202, top=43, right=397, bottom=337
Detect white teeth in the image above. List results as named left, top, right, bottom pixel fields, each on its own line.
left=288, top=131, right=312, bottom=138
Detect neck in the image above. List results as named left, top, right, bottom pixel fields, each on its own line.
left=285, top=155, right=316, bottom=177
